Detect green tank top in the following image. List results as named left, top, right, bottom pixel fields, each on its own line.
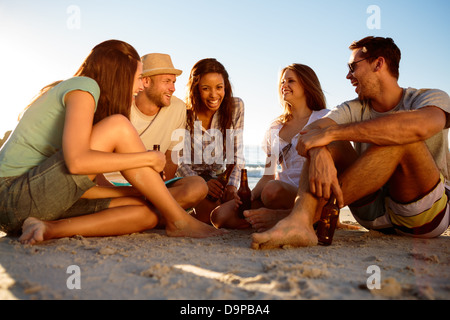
left=0, top=77, right=100, bottom=177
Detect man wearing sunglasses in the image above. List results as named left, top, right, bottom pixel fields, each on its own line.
left=251, top=36, right=450, bottom=249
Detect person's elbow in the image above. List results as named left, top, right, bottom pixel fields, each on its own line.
left=417, top=107, right=447, bottom=140
left=64, top=153, right=89, bottom=175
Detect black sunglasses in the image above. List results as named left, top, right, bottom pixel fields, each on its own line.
left=348, top=57, right=371, bottom=73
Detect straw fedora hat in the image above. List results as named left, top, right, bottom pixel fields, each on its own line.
left=141, top=53, right=182, bottom=77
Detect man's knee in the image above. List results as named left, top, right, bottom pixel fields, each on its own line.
left=366, top=141, right=428, bottom=159
left=180, top=176, right=208, bottom=201
left=364, top=141, right=440, bottom=203
left=365, top=141, right=438, bottom=177
left=194, top=176, right=209, bottom=197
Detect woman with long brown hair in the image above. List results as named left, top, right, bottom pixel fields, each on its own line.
left=0, top=40, right=223, bottom=244
left=177, top=58, right=245, bottom=223
left=211, top=63, right=329, bottom=230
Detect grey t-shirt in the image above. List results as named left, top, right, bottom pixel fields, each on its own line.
left=326, top=88, right=450, bottom=180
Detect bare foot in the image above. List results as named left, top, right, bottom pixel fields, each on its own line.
left=251, top=214, right=317, bottom=249
left=165, top=214, right=227, bottom=238
left=210, top=201, right=250, bottom=230
left=244, top=208, right=290, bottom=232
left=19, top=217, right=48, bottom=245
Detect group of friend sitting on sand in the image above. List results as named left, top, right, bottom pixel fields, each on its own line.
left=0, top=36, right=449, bottom=248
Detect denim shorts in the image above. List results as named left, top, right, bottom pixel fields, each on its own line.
left=0, top=151, right=111, bottom=235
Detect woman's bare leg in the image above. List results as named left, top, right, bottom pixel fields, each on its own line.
left=260, top=180, right=297, bottom=209
left=168, top=176, right=208, bottom=209
left=90, top=115, right=224, bottom=238
left=19, top=197, right=158, bottom=244
left=20, top=116, right=224, bottom=244
left=210, top=180, right=294, bottom=231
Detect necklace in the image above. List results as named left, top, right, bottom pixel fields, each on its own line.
left=139, top=107, right=161, bottom=137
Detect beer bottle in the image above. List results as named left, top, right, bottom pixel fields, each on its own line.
left=153, top=144, right=164, bottom=179
left=206, top=164, right=236, bottom=202
left=316, top=195, right=340, bottom=246
left=237, top=169, right=252, bottom=219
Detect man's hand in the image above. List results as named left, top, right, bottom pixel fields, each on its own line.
left=308, top=147, right=344, bottom=208
left=206, top=181, right=237, bottom=203
left=297, top=126, right=334, bottom=157
left=149, top=150, right=166, bottom=173
left=222, top=185, right=237, bottom=203
left=207, top=179, right=224, bottom=200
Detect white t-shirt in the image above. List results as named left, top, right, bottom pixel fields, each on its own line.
left=104, top=96, right=186, bottom=185
left=131, top=96, right=186, bottom=152
left=263, top=109, right=330, bottom=187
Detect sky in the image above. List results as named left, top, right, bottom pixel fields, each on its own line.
left=0, top=0, right=449, bottom=146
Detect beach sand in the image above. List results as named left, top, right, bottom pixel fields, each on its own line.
left=0, top=208, right=449, bottom=301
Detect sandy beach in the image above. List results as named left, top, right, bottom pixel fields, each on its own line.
left=0, top=208, right=449, bottom=303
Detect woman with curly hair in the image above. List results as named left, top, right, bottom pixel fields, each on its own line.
left=177, top=58, right=245, bottom=223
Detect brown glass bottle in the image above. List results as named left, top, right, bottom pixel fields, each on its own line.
left=206, top=164, right=236, bottom=202
left=237, top=169, right=252, bottom=219
left=153, top=144, right=164, bottom=179
left=316, top=195, right=340, bottom=246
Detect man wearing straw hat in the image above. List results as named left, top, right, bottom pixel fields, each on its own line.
left=132, top=53, right=184, bottom=178
left=102, top=53, right=208, bottom=212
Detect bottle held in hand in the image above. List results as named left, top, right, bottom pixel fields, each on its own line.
left=237, top=169, right=251, bottom=219
left=153, top=144, right=164, bottom=179
left=316, top=195, right=340, bottom=246
left=206, top=164, right=236, bottom=202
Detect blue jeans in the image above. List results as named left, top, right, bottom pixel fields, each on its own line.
left=0, top=151, right=111, bottom=235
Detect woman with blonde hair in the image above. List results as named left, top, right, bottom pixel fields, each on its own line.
left=0, top=40, right=223, bottom=244
left=211, top=63, right=329, bottom=230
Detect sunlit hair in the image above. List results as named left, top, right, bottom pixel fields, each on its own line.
left=349, top=36, right=401, bottom=80
left=75, top=40, right=140, bottom=123
left=185, top=58, right=234, bottom=134
left=22, top=40, right=140, bottom=124
left=278, top=63, right=326, bottom=123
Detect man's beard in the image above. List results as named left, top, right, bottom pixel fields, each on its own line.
left=145, top=89, right=169, bottom=108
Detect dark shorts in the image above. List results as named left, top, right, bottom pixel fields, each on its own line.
left=0, top=151, right=111, bottom=235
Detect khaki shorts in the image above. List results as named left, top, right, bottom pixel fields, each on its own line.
left=0, top=151, right=111, bottom=235
left=349, top=174, right=450, bottom=238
